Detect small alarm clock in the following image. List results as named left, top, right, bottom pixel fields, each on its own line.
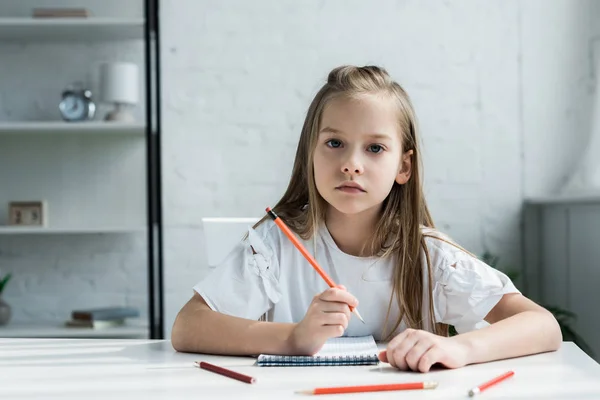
left=59, top=82, right=96, bottom=122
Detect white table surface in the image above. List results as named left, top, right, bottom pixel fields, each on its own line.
left=2, top=339, right=600, bottom=399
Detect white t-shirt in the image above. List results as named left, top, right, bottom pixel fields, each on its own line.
left=194, top=219, right=519, bottom=340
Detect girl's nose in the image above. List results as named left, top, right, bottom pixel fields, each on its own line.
left=341, top=154, right=364, bottom=175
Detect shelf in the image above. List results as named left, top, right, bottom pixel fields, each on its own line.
left=525, top=191, right=600, bottom=205
left=0, top=18, right=145, bottom=41
left=0, top=322, right=148, bottom=339
left=0, top=121, right=146, bottom=136
left=0, top=227, right=146, bottom=235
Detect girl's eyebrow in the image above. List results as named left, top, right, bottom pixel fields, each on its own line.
left=365, top=133, right=393, bottom=141
left=319, top=126, right=392, bottom=141
left=319, top=126, right=342, bottom=134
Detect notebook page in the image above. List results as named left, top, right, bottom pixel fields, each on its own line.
left=312, top=335, right=378, bottom=357
left=257, top=335, right=379, bottom=366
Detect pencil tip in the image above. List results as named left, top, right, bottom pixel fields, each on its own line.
left=353, top=308, right=365, bottom=324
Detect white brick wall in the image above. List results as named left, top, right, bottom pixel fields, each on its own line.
left=1, top=0, right=598, bottom=337
left=161, top=0, right=521, bottom=336
left=161, top=0, right=599, bottom=337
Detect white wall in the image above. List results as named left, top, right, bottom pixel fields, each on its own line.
left=522, top=0, right=600, bottom=197
left=1, top=0, right=598, bottom=336
left=161, top=0, right=574, bottom=337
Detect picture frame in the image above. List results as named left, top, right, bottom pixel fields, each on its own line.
left=8, top=201, right=47, bottom=226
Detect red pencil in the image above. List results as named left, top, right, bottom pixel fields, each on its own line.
left=468, top=371, right=514, bottom=396
left=265, top=207, right=365, bottom=323
left=194, top=361, right=256, bottom=384
left=298, top=381, right=438, bottom=395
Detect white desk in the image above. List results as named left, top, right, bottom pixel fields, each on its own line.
left=2, top=339, right=600, bottom=399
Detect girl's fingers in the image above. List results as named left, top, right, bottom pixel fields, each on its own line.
left=322, top=312, right=349, bottom=330
left=385, top=328, right=411, bottom=351
left=319, top=287, right=358, bottom=308
left=387, top=331, right=418, bottom=370
left=381, top=328, right=410, bottom=365
left=405, top=340, right=434, bottom=371
left=323, top=324, right=345, bottom=338
left=417, top=345, right=444, bottom=373
left=380, top=330, right=443, bottom=372
left=317, top=301, right=352, bottom=313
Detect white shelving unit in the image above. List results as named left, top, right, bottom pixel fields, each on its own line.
left=0, top=226, right=145, bottom=235
left=0, top=121, right=145, bottom=136
left=0, top=18, right=148, bottom=234
left=0, top=322, right=148, bottom=339
left=0, top=7, right=151, bottom=339
left=0, top=18, right=144, bottom=41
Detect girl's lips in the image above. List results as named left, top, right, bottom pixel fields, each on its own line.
left=336, top=182, right=365, bottom=192
left=336, top=186, right=366, bottom=193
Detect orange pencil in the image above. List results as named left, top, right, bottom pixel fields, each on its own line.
left=468, top=371, right=515, bottom=396
left=266, top=207, right=365, bottom=323
left=298, top=381, right=438, bottom=395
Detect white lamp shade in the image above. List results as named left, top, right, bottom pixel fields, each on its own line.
left=100, top=62, right=139, bottom=105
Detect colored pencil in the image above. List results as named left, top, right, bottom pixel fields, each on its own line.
left=468, top=371, right=515, bottom=396
left=194, top=361, right=256, bottom=384
left=298, top=381, right=438, bottom=395
left=265, top=207, right=364, bottom=323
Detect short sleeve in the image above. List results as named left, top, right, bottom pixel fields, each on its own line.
left=426, top=238, right=520, bottom=334
left=193, top=221, right=282, bottom=321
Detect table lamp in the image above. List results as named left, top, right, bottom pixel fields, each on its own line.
left=100, top=62, right=139, bottom=122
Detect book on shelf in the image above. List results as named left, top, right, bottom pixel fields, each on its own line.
left=65, top=318, right=126, bottom=329
left=71, top=306, right=140, bottom=322
left=32, top=8, right=91, bottom=18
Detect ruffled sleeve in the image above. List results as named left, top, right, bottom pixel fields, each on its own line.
left=193, top=221, right=282, bottom=321
left=426, top=238, right=520, bottom=333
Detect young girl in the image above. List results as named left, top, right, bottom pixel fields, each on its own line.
left=172, top=65, right=561, bottom=372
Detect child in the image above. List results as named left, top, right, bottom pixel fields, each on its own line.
left=172, top=65, right=561, bottom=372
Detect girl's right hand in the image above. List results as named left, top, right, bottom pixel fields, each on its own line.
left=287, top=285, right=358, bottom=355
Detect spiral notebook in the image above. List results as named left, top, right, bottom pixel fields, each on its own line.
left=257, top=335, right=379, bottom=367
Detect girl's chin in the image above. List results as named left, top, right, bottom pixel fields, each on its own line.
left=327, top=201, right=379, bottom=217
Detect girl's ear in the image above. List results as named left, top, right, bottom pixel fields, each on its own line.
left=395, top=149, right=413, bottom=185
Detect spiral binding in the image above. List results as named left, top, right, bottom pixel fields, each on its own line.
left=257, top=354, right=379, bottom=367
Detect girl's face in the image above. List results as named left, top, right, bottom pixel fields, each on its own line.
left=313, top=94, right=412, bottom=217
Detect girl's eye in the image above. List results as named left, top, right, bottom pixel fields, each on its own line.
left=326, top=139, right=342, bottom=148
left=368, top=144, right=383, bottom=153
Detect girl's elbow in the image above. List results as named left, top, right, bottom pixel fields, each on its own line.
left=544, top=310, right=563, bottom=351
left=171, top=325, right=184, bottom=352
left=171, top=314, right=189, bottom=352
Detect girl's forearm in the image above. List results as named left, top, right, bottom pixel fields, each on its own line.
left=453, top=310, right=562, bottom=365
left=172, top=299, right=296, bottom=355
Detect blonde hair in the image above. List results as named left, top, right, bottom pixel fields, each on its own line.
left=256, top=65, right=448, bottom=339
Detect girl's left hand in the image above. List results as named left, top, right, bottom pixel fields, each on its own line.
left=378, top=328, right=470, bottom=372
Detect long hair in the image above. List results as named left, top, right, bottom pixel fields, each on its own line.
left=256, top=65, right=448, bottom=338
